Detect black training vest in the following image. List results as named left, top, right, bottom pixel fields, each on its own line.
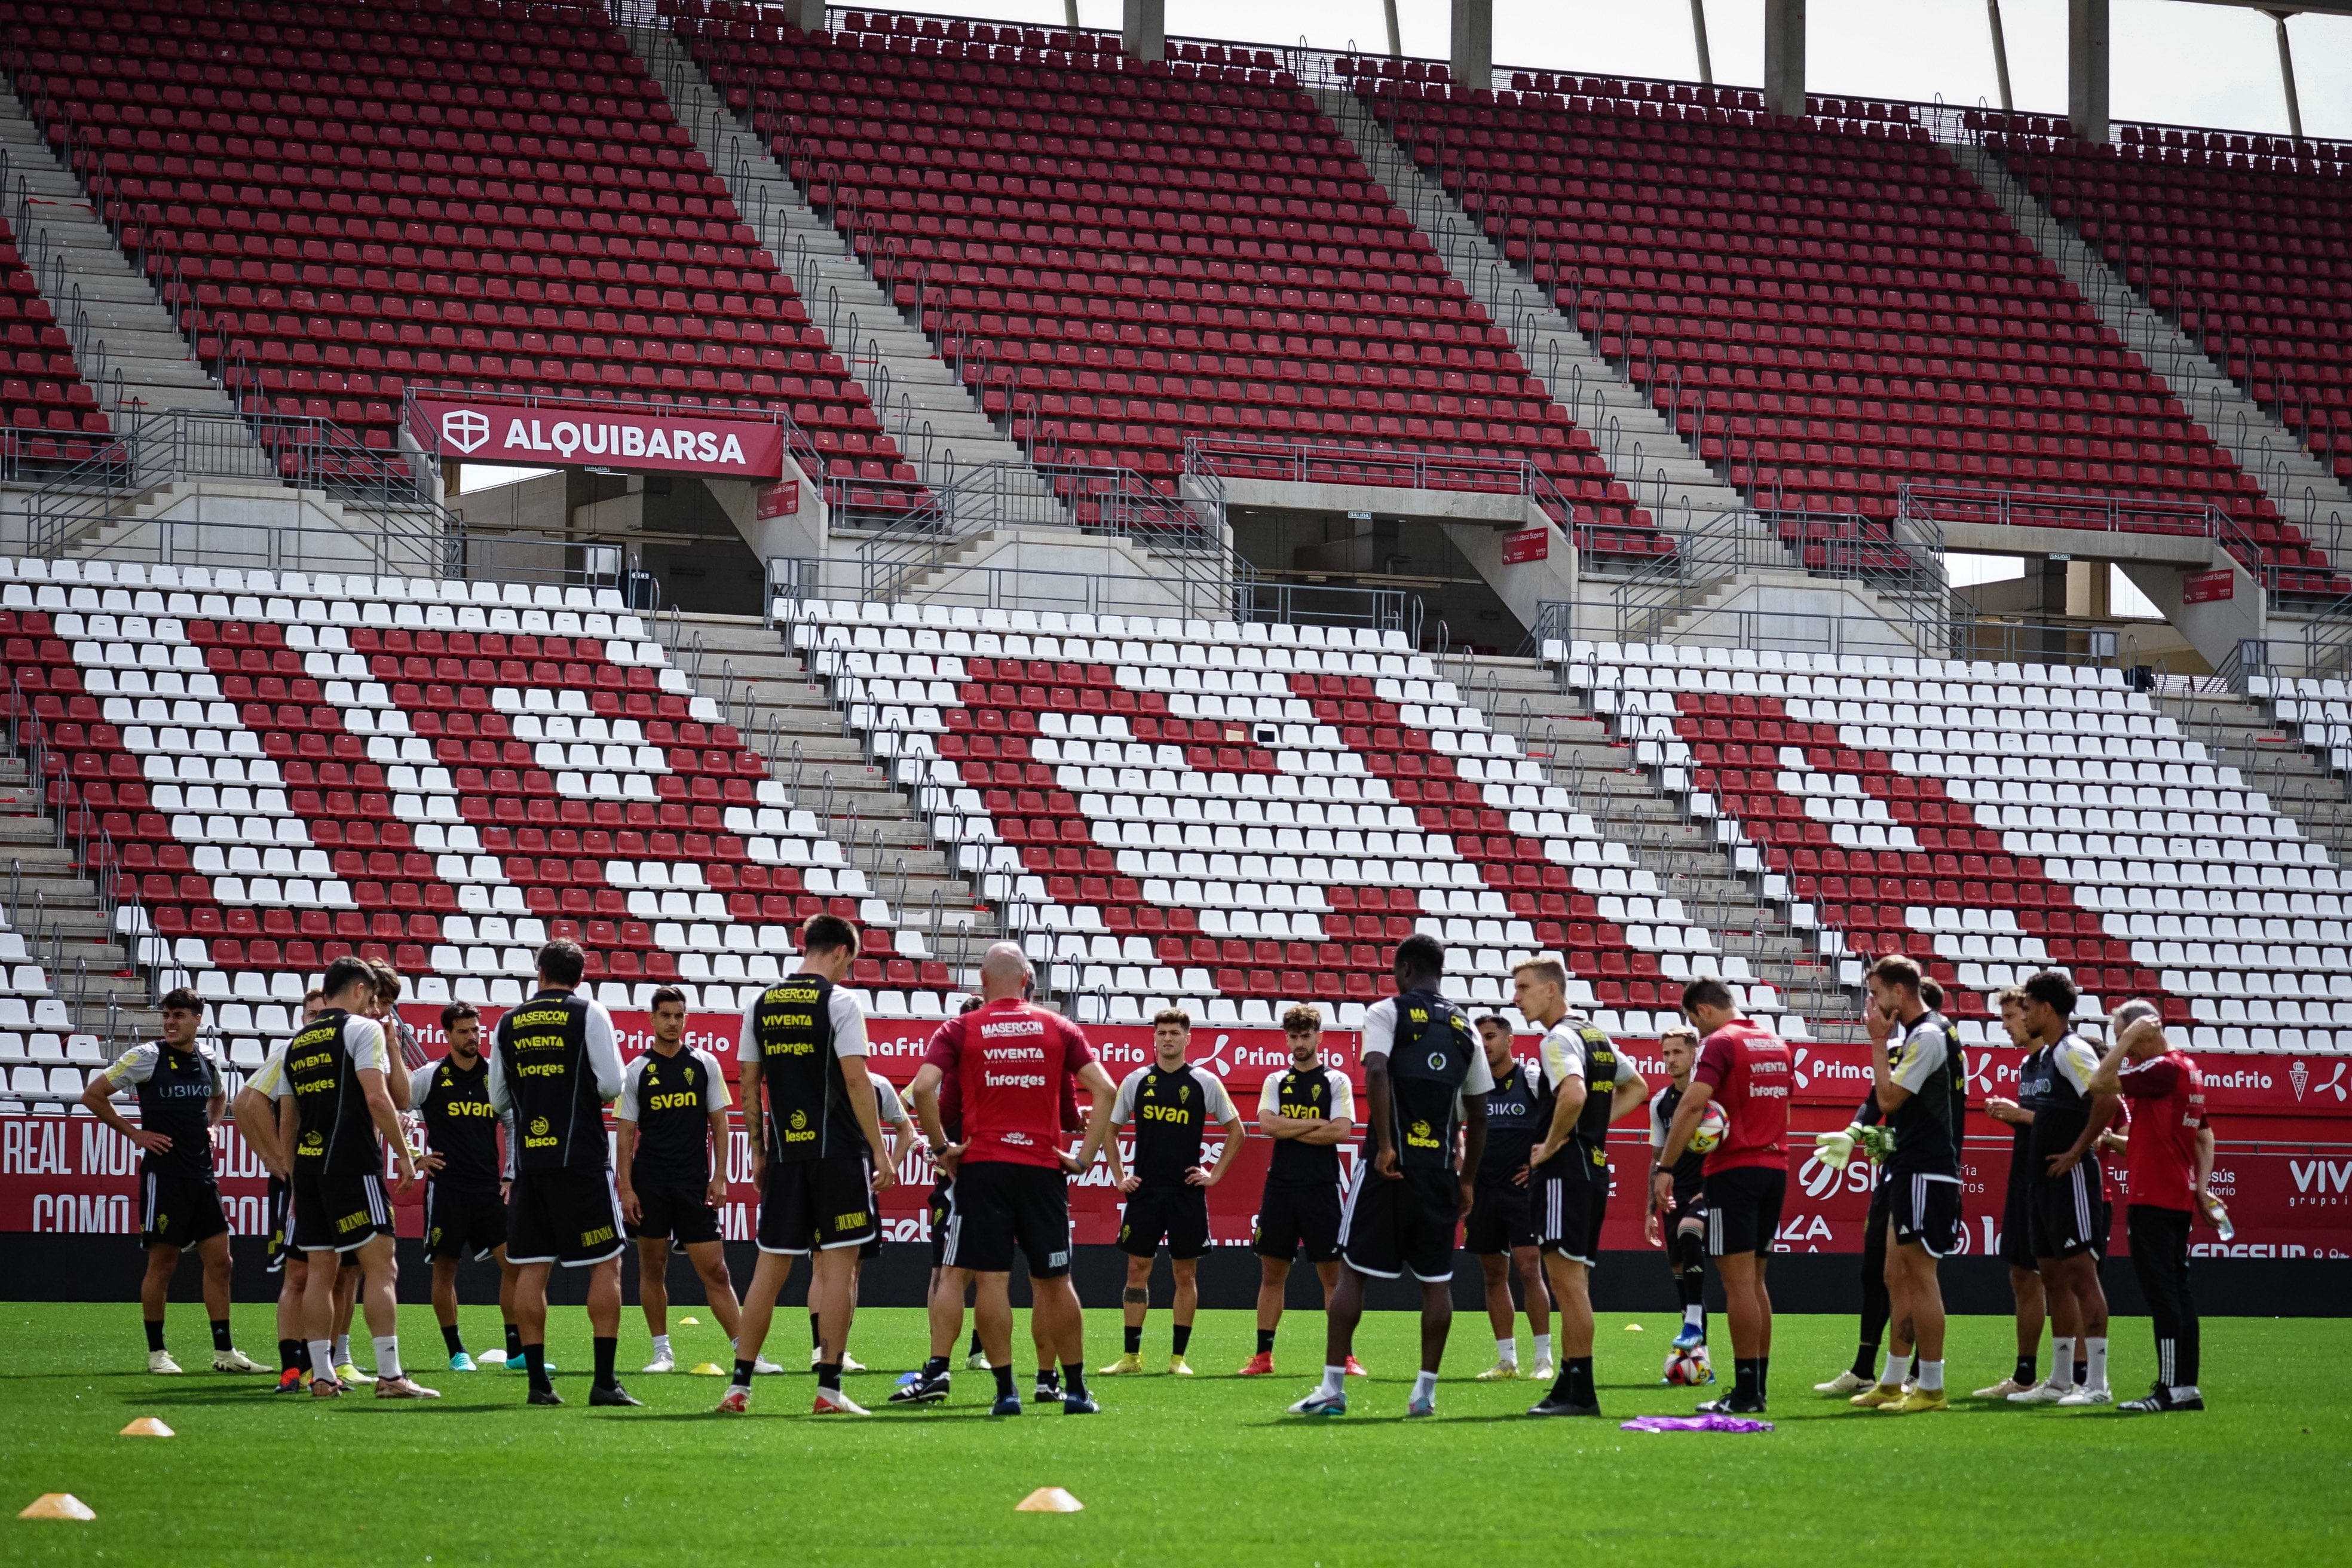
left=1884, top=1009, right=1961, bottom=1178
left=630, top=1047, right=719, bottom=1186
left=1531, top=1015, right=1620, bottom=1172
left=1266, top=1064, right=1344, bottom=1186
left=494, top=990, right=607, bottom=1174
left=1128, top=1062, right=1211, bottom=1187
left=1652, top=1082, right=1706, bottom=1195
left=1477, top=1059, right=1543, bottom=1183
left=752, top=973, right=863, bottom=1162
left=2021, top=1031, right=2096, bottom=1165
left=1383, top=990, right=1478, bottom=1175
left=134, top=1042, right=219, bottom=1178
left=418, top=1055, right=501, bottom=1190
left=284, top=1009, right=382, bottom=1178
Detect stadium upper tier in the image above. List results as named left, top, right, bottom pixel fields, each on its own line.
left=675, top=4, right=1667, bottom=558
left=1986, top=115, right=2352, bottom=493
left=5, top=0, right=923, bottom=509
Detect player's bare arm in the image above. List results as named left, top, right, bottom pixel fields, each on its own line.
left=1192, top=1107, right=1246, bottom=1189
left=1652, top=1081, right=1714, bottom=1214
left=838, top=1048, right=896, bottom=1196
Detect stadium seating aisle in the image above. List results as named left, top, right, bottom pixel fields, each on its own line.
left=0, top=208, right=109, bottom=464
left=0, top=555, right=933, bottom=1079
left=1551, top=639, right=2352, bottom=1056
left=1352, top=71, right=2344, bottom=597
left=1987, top=117, right=2352, bottom=489
left=3, top=0, right=923, bottom=510
left=782, top=596, right=1802, bottom=1040
left=669, top=4, right=1671, bottom=561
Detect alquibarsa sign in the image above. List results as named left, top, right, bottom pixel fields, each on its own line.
left=411, top=396, right=786, bottom=479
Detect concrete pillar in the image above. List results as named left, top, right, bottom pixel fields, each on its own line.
left=1986, top=0, right=2013, bottom=114
left=1763, top=0, right=1805, bottom=119
left=1450, top=0, right=1492, bottom=93
left=1690, top=0, right=1714, bottom=84
left=2068, top=0, right=2109, bottom=145
left=788, top=0, right=825, bottom=33
left=1122, top=0, right=1164, bottom=63
left=1383, top=0, right=1402, bottom=60
left=2271, top=10, right=2304, bottom=142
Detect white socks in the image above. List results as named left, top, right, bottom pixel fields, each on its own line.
left=1533, top=1333, right=1552, bottom=1364
left=1494, top=1338, right=1518, bottom=1367
left=373, top=1336, right=402, bottom=1382
left=1882, top=1350, right=1907, bottom=1388
left=2085, top=1337, right=2108, bottom=1391
left=333, top=1334, right=351, bottom=1365
left=1916, top=1359, right=1944, bottom=1393
left=1684, top=1304, right=1705, bottom=1330
left=653, top=1334, right=672, bottom=1358
left=1411, top=1370, right=1438, bottom=1404
left=1319, top=1364, right=1346, bottom=1398
left=308, top=1339, right=335, bottom=1383
left=2050, top=1337, right=2076, bottom=1389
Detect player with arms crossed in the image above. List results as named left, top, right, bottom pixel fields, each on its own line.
left=410, top=1001, right=522, bottom=1373
left=84, top=988, right=262, bottom=1376
left=1971, top=985, right=2050, bottom=1398
left=1657, top=977, right=1790, bottom=1415
left=1290, top=934, right=1491, bottom=1419
left=1464, top=1013, right=1551, bottom=1383
left=2002, top=970, right=2117, bottom=1405
left=1101, top=1008, right=1244, bottom=1377
left=1241, top=1004, right=1361, bottom=1379
left=235, top=958, right=433, bottom=1399
left=1646, top=1023, right=1713, bottom=1362
left=1517, top=958, right=1646, bottom=1417
left=902, top=941, right=1117, bottom=1415
left=724, top=915, right=896, bottom=1416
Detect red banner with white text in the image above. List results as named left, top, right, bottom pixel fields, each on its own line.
left=409, top=396, right=786, bottom=479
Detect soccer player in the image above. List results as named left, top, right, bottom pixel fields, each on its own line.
left=1973, top=985, right=2048, bottom=1398
left=1848, top=954, right=1960, bottom=1415
left=490, top=939, right=636, bottom=1408
left=616, top=987, right=759, bottom=1376
left=1644, top=1023, right=1710, bottom=1359
left=826, top=1065, right=916, bottom=1376
left=1242, top=1004, right=1360, bottom=1379
left=1101, top=1009, right=1244, bottom=1377
left=2003, top=969, right=2117, bottom=1406
left=721, top=915, right=896, bottom=1416
left=1290, top=934, right=1490, bottom=1419
left=81, top=988, right=261, bottom=1376
left=1516, top=958, right=1647, bottom=1418
left=411, top=1000, right=522, bottom=1373
left=235, top=957, right=434, bottom=1399
left=1465, top=1013, right=1550, bottom=1383
left=901, top=941, right=1117, bottom=1416
left=1656, top=976, right=1790, bottom=1416
left=2090, top=1000, right=2213, bottom=1413
left=254, top=987, right=326, bottom=1390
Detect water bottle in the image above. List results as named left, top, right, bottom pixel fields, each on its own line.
left=2202, top=1193, right=2234, bottom=1242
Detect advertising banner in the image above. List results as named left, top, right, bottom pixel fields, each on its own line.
left=411, top=396, right=786, bottom=479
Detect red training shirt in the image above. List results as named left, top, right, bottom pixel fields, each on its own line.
left=1691, top=1017, right=1792, bottom=1175
left=923, top=999, right=1097, bottom=1170
left=2115, top=1050, right=2206, bottom=1212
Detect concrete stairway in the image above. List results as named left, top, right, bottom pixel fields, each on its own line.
left=622, top=24, right=1061, bottom=517
left=0, top=87, right=256, bottom=457
left=1952, top=142, right=2352, bottom=532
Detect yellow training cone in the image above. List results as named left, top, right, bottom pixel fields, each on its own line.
left=680, top=1316, right=700, bottom=1326
left=1016, top=1488, right=1083, bottom=1514
left=689, top=1362, right=725, bottom=1376
left=1624, top=1322, right=1644, bottom=1331
left=120, top=1418, right=173, bottom=1438
left=19, top=1494, right=96, bottom=1521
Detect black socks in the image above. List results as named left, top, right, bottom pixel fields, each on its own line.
left=1548, top=1356, right=1595, bottom=1405
left=523, top=1343, right=550, bottom=1392
left=1123, top=1325, right=1142, bottom=1354
left=1062, top=1361, right=1089, bottom=1401
left=1735, top=1358, right=1762, bottom=1403
left=922, top=1355, right=950, bottom=1379
left=733, top=1358, right=756, bottom=1385
left=993, top=1364, right=1015, bottom=1400
left=1171, top=1324, right=1192, bottom=1357
left=1849, top=1341, right=1878, bottom=1382
left=442, top=1323, right=466, bottom=1357
left=2015, top=1355, right=2036, bottom=1385
left=145, top=1319, right=166, bottom=1353
left=592, top=1336, right=618, bottom=1390
left=1256, top=1328, right=1276, bottom=1355
left=817, top=1361, right=843, bottom=1393
left=210, top=1318, right=233, bottom=1352
left=278, top=1337, right=304, bottom=1376
left=505, top=1322, right=523, bottom=1360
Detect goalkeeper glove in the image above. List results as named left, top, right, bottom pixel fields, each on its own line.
left=1855, top=1125, right=1897, bottom=1163
left=1813, top=1125, right=1862, bottom=1170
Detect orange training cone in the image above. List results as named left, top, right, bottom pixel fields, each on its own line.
left=1015, top=1488, right=1083, bottom=1513
left=19, top=1494, right=96, bottom=1520
left=120, top=1418, right=174, bottom=1437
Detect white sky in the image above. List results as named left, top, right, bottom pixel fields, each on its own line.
left=869, top=0, right=2352, bottom=139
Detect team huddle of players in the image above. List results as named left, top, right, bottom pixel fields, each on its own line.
left=96, top=921, right=2216, bottom=1417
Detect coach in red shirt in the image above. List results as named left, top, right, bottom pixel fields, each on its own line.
left=2090, top=1000, right=2213, bottom=1414
left=1656, top=976, right=1792, bottom=1415
left=900, top=942, right=1119, bottom=1415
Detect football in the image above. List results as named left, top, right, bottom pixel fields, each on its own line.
left=1664, top=1346, right=1714, bottom=1386
left=1688, top=1101, right=1731, bottom=1155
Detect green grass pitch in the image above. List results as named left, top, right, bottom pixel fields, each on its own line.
left=0, top=1303, right=2343, bottom=1565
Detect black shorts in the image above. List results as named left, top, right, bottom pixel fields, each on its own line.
left=2028, top=1163, right=2110, bottom=1261
left=1339, top=1162, right=1460, bottom=1283
left=140, top=1165, right=229, bottom=1251
left=1999, top=1169, right=2038, bottom=1269
left=1703, top=1164, right=1786, bottom=1258
left=292, top=1165, right=393, bottom=1254
left=265, top=1175, right=293, bottom=1272
left=757, top=1154, right=877, bottom=1256
left=1256, top=1178, right=1343, bottom=1262
left=1888, top=1171, right=1962, bottom=1258
left=625, top=1181, right=722, bottom=1248
left=1535, top=1146, right=1610, bottom=1264
left=1118, top=1183, right=1209, bottom=1260
left=938, top=1159, right=1071, bottom=1278
left=424, top=1183, right=507, bottom=1261
left=507, top=1168, right=627, bottom=1267
left=928, top=1179, right=954, bottom=1270
left=1462, top=1181, right=1534, bottom=1255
